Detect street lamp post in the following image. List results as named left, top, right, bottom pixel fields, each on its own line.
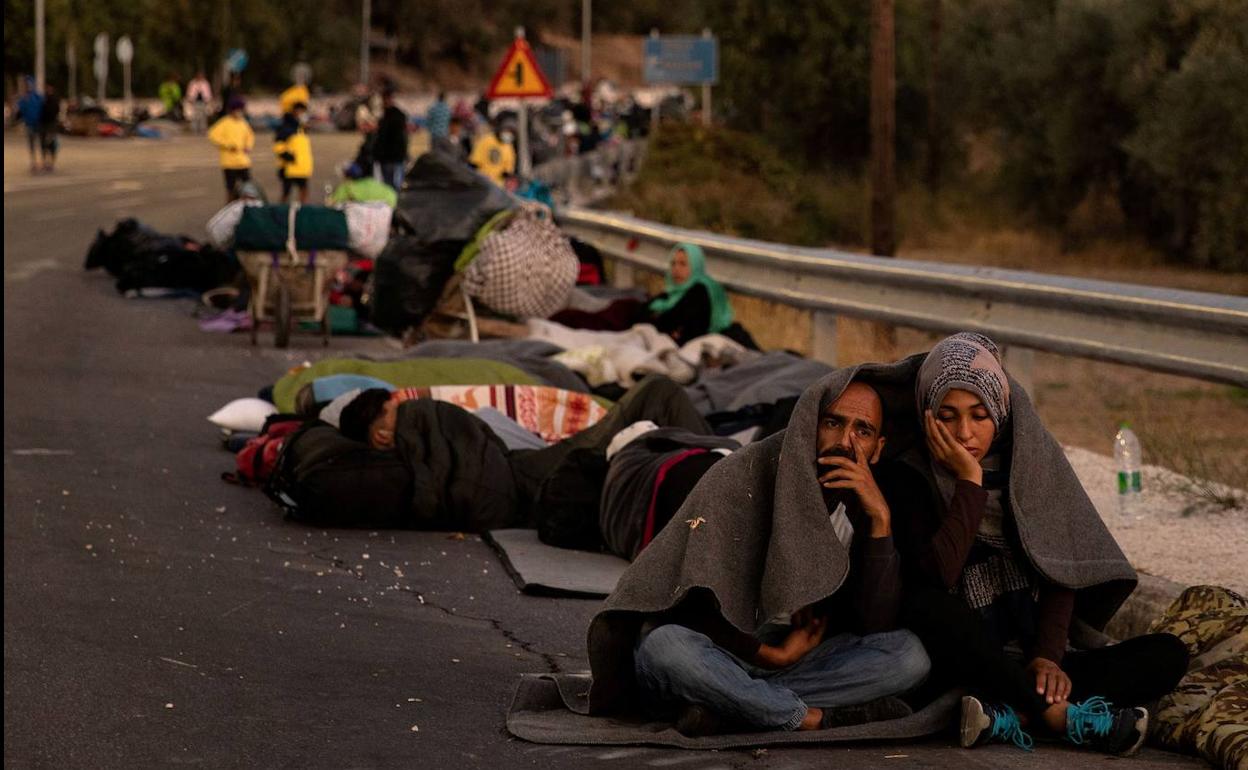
left=581, top=0, right=591, bottom=86
left=35, top=0, right=46, bottom=92
left=361, top=0, right=371, bottom=85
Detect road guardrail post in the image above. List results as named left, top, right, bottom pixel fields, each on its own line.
left=812, top=310, right=838, bottom=365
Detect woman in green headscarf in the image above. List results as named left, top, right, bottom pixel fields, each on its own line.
left=646, top=243, right=738, bottom=344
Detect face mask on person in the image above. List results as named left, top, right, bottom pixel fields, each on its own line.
left=500, top=131, right=515, bottom=144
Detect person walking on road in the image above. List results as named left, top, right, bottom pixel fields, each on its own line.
left=468, top=120, right=516, bottom=186
left=17, top=76, right=44, bottom=173
left=372, top=88, right=409, bottom=190
left=159, top=74, right=184, bottom=120
left=185, top=71, right=213, bottom=134
left=279, top=79, right=311, bottom=118
left=38, top=85, right=62, bottom=173
left=208, top=96, right=255, bottom=203
left=426, top=91, right=451, bottom=139
left=274, top=102, right=313, bottom=204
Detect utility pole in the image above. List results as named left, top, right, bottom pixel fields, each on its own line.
left=926, top=0, right=943, bottom=192
left=67, top=39, right=77, bottom=100
left=361, top=0, right=371, bottom=86
left=35, top=0, right=46, bottom=92
left=701, top=28, right=713, bottom=126
left=869, top=0, right=896, bottom=258
left=581, top=0, right=591, bottom=85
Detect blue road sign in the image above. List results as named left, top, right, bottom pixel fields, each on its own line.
left=225, top=48, right=249, bottom=73
left=643, top=35, right=718, bottom=85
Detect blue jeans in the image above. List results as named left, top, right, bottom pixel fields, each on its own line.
left=375, top=161, right=405, bottom=190
left=634, top=624, right=930, bottom=731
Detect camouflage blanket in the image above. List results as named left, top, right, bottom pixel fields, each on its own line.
left=1148, top=585, right=1247, bottom=769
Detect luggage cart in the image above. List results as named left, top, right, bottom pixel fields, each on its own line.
left=237, top=204, right=348, bottom=348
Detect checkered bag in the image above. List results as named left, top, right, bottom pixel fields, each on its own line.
left=462, top=204, right=578, bottom=319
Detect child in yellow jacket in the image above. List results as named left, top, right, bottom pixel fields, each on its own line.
left=273, top=102, right=313, bottom=203
left=207, top=96, right=255, bottom=203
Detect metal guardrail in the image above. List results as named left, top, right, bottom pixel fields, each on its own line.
left=556, top=208, right=1248, bottom=386
left=531, top=140, right=646, bottom=207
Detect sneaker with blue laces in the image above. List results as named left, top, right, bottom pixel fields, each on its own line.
left=1064, top=696, right=1148, bottom=756
left=960, top=696, right=1035, bottom=750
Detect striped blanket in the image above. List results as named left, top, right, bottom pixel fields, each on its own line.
left=391, top=385, right=607, bottom=444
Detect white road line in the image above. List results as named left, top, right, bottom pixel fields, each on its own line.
left=100, top=196, right=149, bottom=209
left=169, top=188, right=212, bottom=199
left=30, top=209, right=75, bottom=222
left=4, top=258, right=64, bottom=283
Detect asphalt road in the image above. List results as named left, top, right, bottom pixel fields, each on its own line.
left=2, top=132, right=1203, bottom=769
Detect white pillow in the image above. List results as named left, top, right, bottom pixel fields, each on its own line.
left=318, top=388, right=362, bottom=430
left=207, top=398, right=278, bottom=433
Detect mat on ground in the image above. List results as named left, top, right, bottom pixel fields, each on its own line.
left=485, top=529, right=628, bottom=598
left=506, top=673, right=960, bottom=749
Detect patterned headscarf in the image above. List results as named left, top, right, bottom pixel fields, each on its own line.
left=916, top=332, right=1011, bottom=431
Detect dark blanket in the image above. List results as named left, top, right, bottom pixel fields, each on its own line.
left=586, top=355, right=1136, bottom=715
left=394, top=399, right=520, bottom=532
left=85, top=218, right=239, bottom=294
left=599, top=428, right=740, bottom=561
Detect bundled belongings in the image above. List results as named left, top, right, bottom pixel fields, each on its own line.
left=1147, top=585, right=1247, bottom=768
left=341, top=202, right=393, bottom=259
left=369, top=236, right=461, bottom=335
left=85, top=218, right=240, bottom=294
left=206, top=198, right=264, bottom=249
left=462, top=204, right=579, bottom=320
left=233, top=205, right=350, bottom=251
left=393, top=150, right=514, bottom=244
left=527, top=320, right=698, bottom=388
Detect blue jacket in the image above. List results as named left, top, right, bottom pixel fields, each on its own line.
left=18, top=92, right=44, bottom=128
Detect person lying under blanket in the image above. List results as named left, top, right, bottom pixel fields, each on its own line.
left=582, top=375, right=935, bottom=736
left=327, top=375, right=714, bottom=533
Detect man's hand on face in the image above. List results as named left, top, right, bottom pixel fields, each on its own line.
left=817, top=435, right=891, bottom=536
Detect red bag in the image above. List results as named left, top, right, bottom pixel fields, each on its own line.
left=222, top=420, right=303, bottom=486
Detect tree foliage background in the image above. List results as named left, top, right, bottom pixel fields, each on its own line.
left=5, top=0, right=1245, bottom=269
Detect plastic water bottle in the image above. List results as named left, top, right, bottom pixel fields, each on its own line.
left=1113, top=423, right=1143, bottom=522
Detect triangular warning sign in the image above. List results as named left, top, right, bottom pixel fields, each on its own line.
left=486, top=38, right=554, bottom=99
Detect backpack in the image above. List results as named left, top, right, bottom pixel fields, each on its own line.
left=265, top=422, right=413, bottom=528
left=222, top=416, right=305, bottom=486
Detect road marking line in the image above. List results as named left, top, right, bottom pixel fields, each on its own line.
left=4, top=258, right=63, bottom=283
left=11, top=448, right=75, bottom=456
left=108, top=180, right=144, bottom=191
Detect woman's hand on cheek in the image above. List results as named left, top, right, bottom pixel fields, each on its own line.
left=924, top=410, right=983, bottom=486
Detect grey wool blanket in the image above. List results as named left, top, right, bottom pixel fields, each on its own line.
left=585, top=355, right=1137, bottom=717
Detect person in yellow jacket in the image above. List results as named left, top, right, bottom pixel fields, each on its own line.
left=468, top=123, right=516, bottom=186
left=207, top=96, right=255, bottom=203
left=273, top=102, right=314, bottom=203
left=279, top=81, right=311, bottom=117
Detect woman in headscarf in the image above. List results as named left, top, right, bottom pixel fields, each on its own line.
left=549, top=242, right=759, bottom=349
left=646, top=243, right=736, bottom=345
left=893, top=332, right=1188, bottom=757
